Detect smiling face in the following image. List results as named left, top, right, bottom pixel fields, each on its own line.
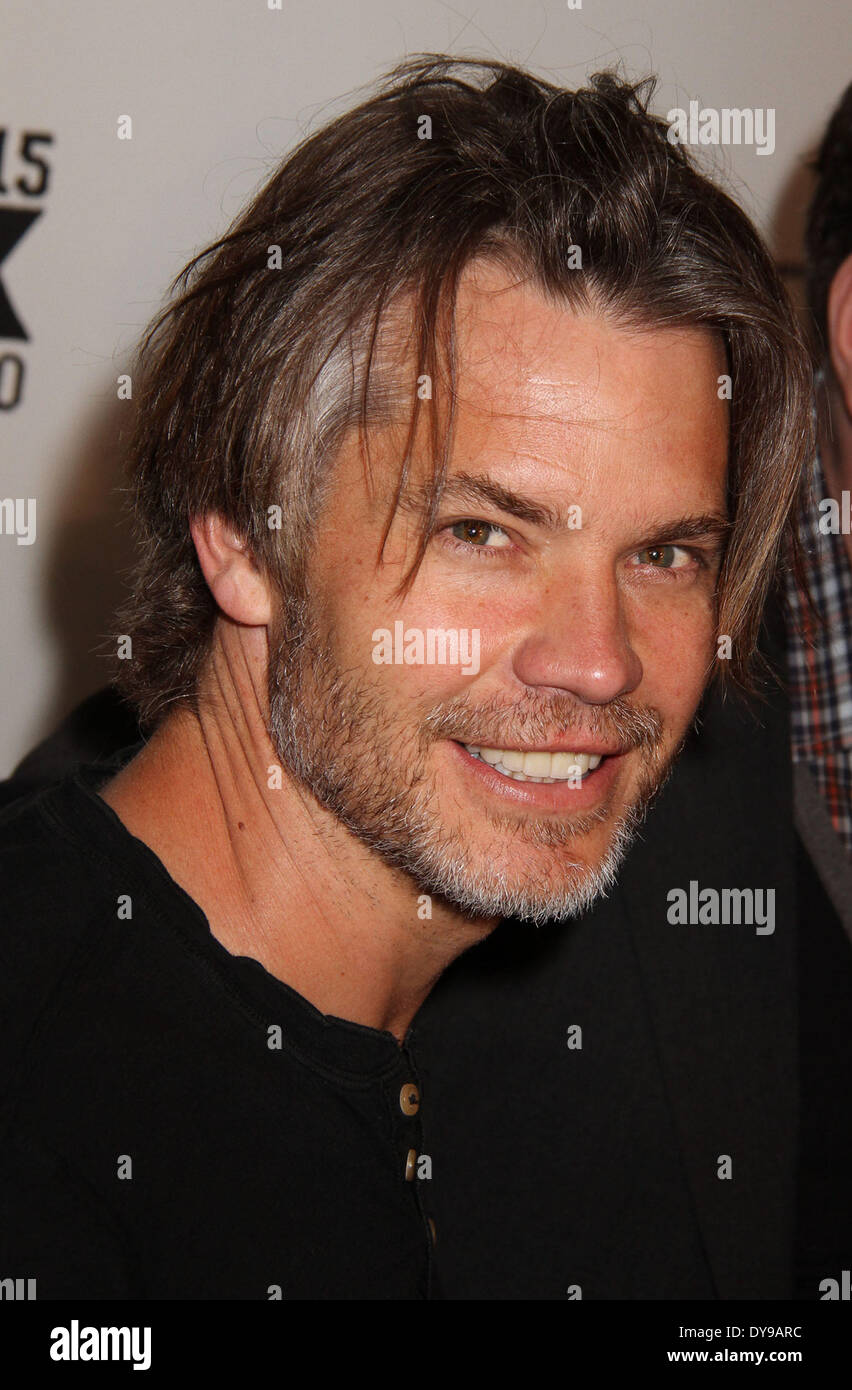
left=267, top=260, right=730, bottom=923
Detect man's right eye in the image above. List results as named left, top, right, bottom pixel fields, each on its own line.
left=448, top=520, right=511, bottom=549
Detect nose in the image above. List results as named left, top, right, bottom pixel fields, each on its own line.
left=511, top=568, right=643, bottom=705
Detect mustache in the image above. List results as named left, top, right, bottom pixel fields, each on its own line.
left=422, top=688, right=664, bottom=754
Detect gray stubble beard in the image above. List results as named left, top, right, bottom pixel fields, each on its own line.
left=266, top=589, right=677, bottom=926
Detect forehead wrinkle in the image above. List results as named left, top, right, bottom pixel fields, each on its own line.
left=452, top=368, right=658, bottom=434
left=451, top=394, right=671, bottom=450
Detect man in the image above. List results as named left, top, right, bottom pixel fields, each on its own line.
left=0, top=57, right=814, bottom=1298
left=781, top=80, right=852, bottom=1301
left=789, top=79, right=852, bottom=871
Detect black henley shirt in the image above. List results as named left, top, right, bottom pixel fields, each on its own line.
left=0, top=754, right=436, bottom=1299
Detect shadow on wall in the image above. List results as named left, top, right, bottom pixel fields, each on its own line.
left=771, top=129, right=820, bottom=338
left=34, top=389, right=140, bottom=741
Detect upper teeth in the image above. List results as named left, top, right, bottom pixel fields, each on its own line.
left=463, top=747, right=603, bottom=783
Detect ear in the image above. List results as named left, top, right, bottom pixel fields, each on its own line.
left=190, top=514, right=273, bottom=626
left=827, top=250, right=852, bottom=418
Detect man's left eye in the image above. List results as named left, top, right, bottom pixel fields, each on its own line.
left=633, top=545, right=690, bottom=569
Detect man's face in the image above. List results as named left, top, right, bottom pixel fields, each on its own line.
left=268, top=261, right=730, bottom=923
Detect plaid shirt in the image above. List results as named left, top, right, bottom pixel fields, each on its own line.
left=786, top=449, right=852, bottom=857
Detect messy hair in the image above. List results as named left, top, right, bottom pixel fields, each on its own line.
left=110, top=55, right=814, bottom=729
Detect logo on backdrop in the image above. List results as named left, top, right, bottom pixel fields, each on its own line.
left=0, top=129, right=54, bottom=411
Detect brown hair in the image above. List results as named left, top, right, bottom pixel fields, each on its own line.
left=110, top=54, right=814, bottom=729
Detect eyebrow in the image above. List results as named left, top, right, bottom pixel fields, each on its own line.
left=398, top=472, right=568, bottom=529
left=398, top=470, right=732, bottom=548
left=634, top=515, right=732, bottom=551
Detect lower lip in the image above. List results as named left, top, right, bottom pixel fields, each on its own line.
left=447, top=741, right=625, bottom=812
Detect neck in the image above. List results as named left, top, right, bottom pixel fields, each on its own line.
left=99, top=623, right=493, bottom=1041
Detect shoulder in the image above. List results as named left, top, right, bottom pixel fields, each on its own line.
left=0, top=773, right=137, bottom=1095
left=0, top=769, right=120, bottom=927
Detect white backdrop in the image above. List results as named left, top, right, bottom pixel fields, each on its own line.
left=1, top=0, right=850, bottom=774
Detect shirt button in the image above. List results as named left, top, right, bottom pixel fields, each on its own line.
left=428, top=1217, right=437, bottom=1247
left=399, top=1082, right=420, bottom=1116
left=405, top=1148, right=417, bottom=1182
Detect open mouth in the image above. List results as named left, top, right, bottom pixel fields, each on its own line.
left=460, top=744, right=605, bottom=784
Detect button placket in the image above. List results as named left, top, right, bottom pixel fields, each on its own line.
left=392, top=1063, right=424, bottom=1183
left=399, top=1081, right=420, bottom=1117
left=387, top=1048, right=436, bottom=1289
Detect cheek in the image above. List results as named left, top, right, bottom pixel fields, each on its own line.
left=310, top=567, right=386, bottom=670
left=634, top=594, right=716, bottom=713
left=324, top=591, right=490, bottom=706
left=324, top=568, right=507, bottom=685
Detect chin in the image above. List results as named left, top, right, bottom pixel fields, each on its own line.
left=406, top=812, right=640, bottom=927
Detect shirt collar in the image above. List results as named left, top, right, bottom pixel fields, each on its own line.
left=59, top=748, right=411, bottom=1082
left=786, top=448, right=852, bottom=754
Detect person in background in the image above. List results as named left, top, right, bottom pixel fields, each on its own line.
left=788, top=81, right=852, bottom=892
